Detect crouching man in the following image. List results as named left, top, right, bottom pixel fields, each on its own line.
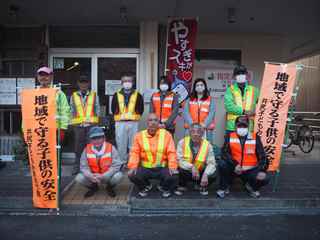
left=175, top=123, right=216, bottom=196
left=216, top=116, right=270, bottom=198
left=75, top=126, right=123, bottom=198
left=127, top=113, right=179, bottom=198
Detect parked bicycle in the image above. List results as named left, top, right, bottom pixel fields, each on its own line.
left=284, top=115, right=315, bottom=153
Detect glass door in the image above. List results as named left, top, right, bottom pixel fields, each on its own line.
left=97, top=56, right=138, bottom=116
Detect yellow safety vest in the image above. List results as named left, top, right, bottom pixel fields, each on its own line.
left=141, top=129, right=167, bottom=168
left=226, top=85, right=255, bottom=121
left=71, top=91, right=99, bottom=125
left=183, top=136, right=210, bottom=172
left=114, top=90, right=141, bottom=121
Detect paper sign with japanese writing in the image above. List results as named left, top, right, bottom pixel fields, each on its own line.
left=21, top=88, right=58, bottom=208
left=166, top=18, right=197, bottom=94
left=205, top=69, right=254, bottom=98
left=254, top=63, right=297, bottom=171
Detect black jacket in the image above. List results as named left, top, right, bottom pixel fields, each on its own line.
left=111, top=89, right=144, bottom=116
left=221, top=132, right=269, bottom=171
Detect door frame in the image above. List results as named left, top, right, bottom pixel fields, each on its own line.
left=48, top=48, right=140, bottom=92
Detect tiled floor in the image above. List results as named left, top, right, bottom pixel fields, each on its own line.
left=62, top=176, right=131, bottom=205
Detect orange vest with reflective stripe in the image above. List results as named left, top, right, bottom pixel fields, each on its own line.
left=114, top=90, right=141, bottom=121
left=182, top=136, right=210, bottom=172
left=229, top=132, right=258, bottom=168
left=185, top=96, right=215, bottom=129
left=86, top=142, right=113, bottom=174
left=71, top=91, right=99, bottom=125
left=140, top=129, right=172, bottom=168
left=152, top=92, right=175, bottom=123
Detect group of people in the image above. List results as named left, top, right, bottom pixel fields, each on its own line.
left=32, top=64, right=270, bottom=199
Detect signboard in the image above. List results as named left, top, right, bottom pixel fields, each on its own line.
left=105, top=80, right=122, bottom=95
left=166, top=18, right=198, bottom=92
left=254, top=63, right=297, bottom=171
left=21, top=88, right=58, bottom=208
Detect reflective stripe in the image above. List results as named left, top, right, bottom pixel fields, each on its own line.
left=114, top=91, right=140, bottom=121
left=141, top=129, right=167, bottom=168
left=71, top=92, right=98, bottom=124
left=229, top=138, right=241, bottom=143
left=183, top=137, right=209, bottom=172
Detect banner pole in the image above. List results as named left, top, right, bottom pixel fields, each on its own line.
left=272, top=64, right=304, bottom=192
left=56, top=83, right=62, bottom=214
left=164, top=17, right=171, bottom=76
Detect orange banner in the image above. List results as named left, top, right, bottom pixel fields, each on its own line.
left=254, top=63, right=297, bottom=171
left=21, top=88, right=58, bottom=208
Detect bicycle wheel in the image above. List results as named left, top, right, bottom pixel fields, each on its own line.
left=298, top=125, right=315, bottom=153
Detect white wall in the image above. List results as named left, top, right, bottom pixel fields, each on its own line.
left=196, top=33, right=286, bottom=88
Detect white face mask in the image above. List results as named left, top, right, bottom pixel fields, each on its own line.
left=236, top=74, right=247, bottom=84
left=159, top=84, right=169, bottom=91
left=237, top=128, right=249, bottom=137
left=195, top=85, right=205, bottom=94
left=123, top=82, right=132, bottom=90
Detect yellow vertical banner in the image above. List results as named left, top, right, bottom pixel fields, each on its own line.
left=254, top=63, right=297, bottom=171
left=21, top=88, right=58, bottom=208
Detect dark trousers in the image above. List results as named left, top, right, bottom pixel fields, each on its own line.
left=179, top=168, right=216, bottom=188
left=129, top=167, right=179, bottom=192
left=73, top=125, right=92, bottom=173
left=218, top=161, right=270, bottom=191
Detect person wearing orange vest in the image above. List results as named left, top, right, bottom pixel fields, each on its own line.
left=224, top=65, right=259, bottom=133
left=127, top=113, right=179, bottom=198
left=75, top=126, right=123, bottom=198
left=175, top=123, right=216, bottom=196
left=183, top=78, right=215, bottom=143
left=216, top=116, right=269, bottom=198
left=70, top=75, right=100, bottom=175
left=111, top=74, right=144, bottom=164
left=150, top=76, right=179, bottom=135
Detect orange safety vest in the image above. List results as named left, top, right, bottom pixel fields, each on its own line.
left=114, top=90, right=141, bottom=121
left=141, top=129, right=171, bottom=168
left=182, top=136, right=210, bottom=172
left=71, top=91, right=99, bottom=125
left=229, top=132, right=258, bottom=168
left=185, top=96, right=215, bottom=129
left=152, top=91, right=175, bottom=123
left=86, top=142, right=113, bottom=174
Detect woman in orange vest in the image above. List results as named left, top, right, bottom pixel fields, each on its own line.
left=183, top=78, right=215, bottom=143
left=216, top=116, right=269, bottom=198
left=150, top=76, right=179, bottom=135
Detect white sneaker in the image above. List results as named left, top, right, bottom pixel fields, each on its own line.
left=200, top=187, right=208, bottom=196
left=157, top=185, right=165, bottom=192
left=162, top=191, right=171, bottom=198
left=216, top=188, right=230, bottom=198
left=138, top=184, right=153, bottom=197
left=245, top=183, right=260, bottom=198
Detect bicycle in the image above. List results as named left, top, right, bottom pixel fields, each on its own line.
left=285, top=115, right=315, bottom=153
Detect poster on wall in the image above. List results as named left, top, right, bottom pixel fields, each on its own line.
left=0, top=78, right=16, bottom=93
left=105, top=80, right=122, bottom=95
left=0, top=78, right=17, bottom=105
left=166, top=18, right=198, bottom=102
left=205, top=69, right=254, bottom=98
left=17, top=78, right=35, bottom=104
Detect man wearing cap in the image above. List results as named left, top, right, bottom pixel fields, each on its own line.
left=127, top=113, right=178, bottom=198
left=70, top=75, right=100, bottom=175
left=224, top=65, right=259, bottom=133
left=36, top=66, right=70, bottom=141
left=111, top=74, right=144, bottom=164
left=216, top=116, right=269, bottom=198
left=75, top=126, right=123, bottom=198
left=175, top=123, right=216, bottom=196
